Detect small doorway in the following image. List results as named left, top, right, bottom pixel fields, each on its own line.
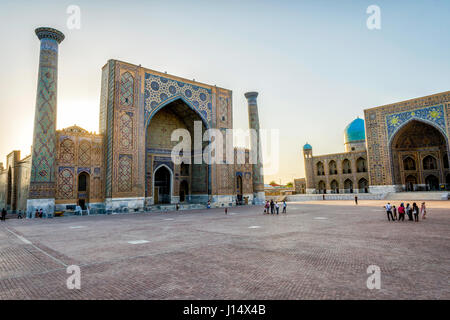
left=405, top=175, right=417, bottom=192
left=154, top=166, right=171, bottom=204
left=77, top=172, right=90, bottom=210
left=236, top=175, right=243, bottom=204
left=180, top=180, right=189, bottom=202
left=425, top=175, right=439, bottom=191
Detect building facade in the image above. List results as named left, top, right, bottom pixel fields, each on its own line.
left=0, top=27, right=264, bottom=215
left=365, top=91, right=450, bottom=193
left=302, top=118, right=370, bottom=194
left=299, top=92, right=450, bottom=194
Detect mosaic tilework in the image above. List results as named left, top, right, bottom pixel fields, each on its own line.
left=78, top=140, right=91, bottom=167
left=119, top=113, right=133, bottom=149
left=59, top=138, right=74, bottom=163
left=118, top=154, right=132, bottom=192
left=386, top=104, right=447, bottom=141
left=105, top=61, right=115, bottom=198
left=119, top=72, right=134, bottom=107
left=29, top=38, right=60, bottom=199
left=144, top=73, right=212, bottom=126
left=57, top=167, right=74, bottom=199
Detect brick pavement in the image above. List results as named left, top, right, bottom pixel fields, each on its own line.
left=0, top=200, right=449, bottom=299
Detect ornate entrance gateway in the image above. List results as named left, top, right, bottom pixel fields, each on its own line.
left=390, top=120, right=449, bottom=191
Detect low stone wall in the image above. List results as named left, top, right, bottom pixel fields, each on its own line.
left=286, top=193, right=387, bottom=202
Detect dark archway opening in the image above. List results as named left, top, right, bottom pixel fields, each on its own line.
left=358, top=178, right=369, bottom=193
left=145, top=98, right=210, bottom=204
left=154, top=166, right=171, bottom=204
left=78, top=172, right=90, bottom=210
left=425, top=175, right=439, bottom=191
left=236, top=175, right=243, bottom=204
left=391, top=120, right=448, bottom=191
left=180, top=180, right=189, bottom=203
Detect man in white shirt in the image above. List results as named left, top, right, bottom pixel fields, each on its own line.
left=385, top=203, right=394, bottom=221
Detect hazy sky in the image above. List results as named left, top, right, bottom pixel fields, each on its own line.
left=0, top=0, right=449, bottom=183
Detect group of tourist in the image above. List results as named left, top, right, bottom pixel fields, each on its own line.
left=384, top=202, right=427, bottom=222
left=264, top=200, right=287, bottom=215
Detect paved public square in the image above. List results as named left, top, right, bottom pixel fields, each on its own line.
left=0, top=200, right=449, bottom=300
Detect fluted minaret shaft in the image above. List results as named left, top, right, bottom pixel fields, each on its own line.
left=245, top=92, right=265, bottom=204
left=28, top=27, right=64, bottom=215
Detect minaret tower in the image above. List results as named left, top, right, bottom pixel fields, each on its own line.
left=27, top=27, right=65, bottom=216
left=245, top=92, right=265, bottom=204
left=303, top=143, right=315, bottom=194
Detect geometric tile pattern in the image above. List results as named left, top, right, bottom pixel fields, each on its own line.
left=59, top=138, right=74, bottom=163
left=386, top=104, right=447, bottom=141
left=30, top=38, right=59, bottom=187
left=144, top=73, right=213, bottom=126
left=119, top=113, right=133, bottom=149
left=119, top=72, right=134, bottom=107
left=57, top=167, right=74, bottom=199
left=118, top=154, right=132, bottom=192
left=78, top=140, right=91, bottom=167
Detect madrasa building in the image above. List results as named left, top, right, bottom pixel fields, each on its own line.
left=295, top=91, right=450, bottom=197
left=0, top=27, right=265, bottom=215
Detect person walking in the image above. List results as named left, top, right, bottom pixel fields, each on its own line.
left=264, top=201, right=269, bottom=214
left=275, top=202, right=279, bottom=215
left=1, top=208, right=6, bottom=221
left=406, top=203, right=413, bottom=221
left=270, top=200, right=275, bottom=214
left=384, top=203, right=394, bottom=221
left=354, top=195, right=358, bottom=205
left=17, top=210, right=23, bottom=219
left=392, top=205, right=397, bottom=220
left=39, top=208, right=44, bottom=218
left=282, top=201, right=287, bottom=214
left=34, top=209, right=39, bottom=219
left=398, top=203, right=405, bottom=221
left=421, top=202, right=427, bottom=219
left=412, top=203, right=419, bottom=222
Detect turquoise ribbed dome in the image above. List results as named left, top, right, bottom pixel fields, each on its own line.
left=303, top=143, right=312, bottom=150
left=344, top=118, right=365, bottom=143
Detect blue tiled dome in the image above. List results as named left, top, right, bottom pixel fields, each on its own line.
left=344, top=118, right=365, bottom=143
left=303, top=143, right=312, bottom=150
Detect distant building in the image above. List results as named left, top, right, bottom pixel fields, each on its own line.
left=297, top=91, right=450, bottom=194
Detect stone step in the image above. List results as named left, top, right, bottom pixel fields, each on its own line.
left=385, top=192, right=449, bottom=201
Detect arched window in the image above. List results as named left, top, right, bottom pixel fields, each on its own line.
left=329, top=160, right=337, bottom=175
left=358, top=178, right=369, bottom=193
left=443, top=153, right=449, bottom=169
left=344, top=179, right=353, bottom=193
left=78, top=172, right=89, bottom=192
left=318, top=180, right=326, bottom=194
left=403, top=157, right=416, bottom=170
left=330, top=180, right=339, bottom=194
left=120, top=72, right=134, bottom=107
left=60, top=138, right=75, bottom=163
left=356, top=157, right=367, bottom=173
left=317, top=162, right=324, bottom=176
left=423, top=155, right=437, bottom=170
left=342, top=159, right=351, bottom=174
